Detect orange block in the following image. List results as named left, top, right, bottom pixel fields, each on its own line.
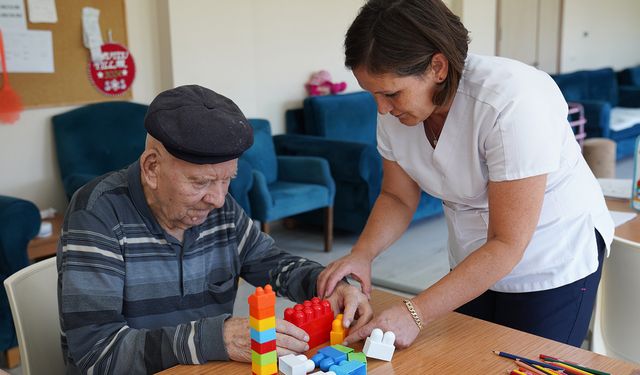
left=248, top=285, right=276, bottom=319
left=330, top=314, right=349, bottom=345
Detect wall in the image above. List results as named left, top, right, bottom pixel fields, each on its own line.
left=561, top=0, right=640, bottom=71
left=167, top=0, right=364, bottom=133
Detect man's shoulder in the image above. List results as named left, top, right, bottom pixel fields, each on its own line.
left=69, top=169, right=131, bottom=214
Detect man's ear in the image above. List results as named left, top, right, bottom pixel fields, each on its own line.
left=431, top=53, right=449, bottom=80
left=140, top=149, right=160, bottom=189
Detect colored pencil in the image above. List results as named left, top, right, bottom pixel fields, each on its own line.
left=493, top=351, right=565, bottom=372
left=532, top=363, right=564, bottom=375
left=514, top=359, right=548, bottom=375
left=547, top=361, right=596, bottom=375
left=509, top=370, right=528, bottom=375
left=540, top=354, right=610, bottom=375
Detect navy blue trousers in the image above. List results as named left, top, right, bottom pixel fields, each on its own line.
left=455, top=230, right=605, bottom=347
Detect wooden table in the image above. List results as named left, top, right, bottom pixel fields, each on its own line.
left=158, top=289, right=640, bottom=375
left=26, top=213, right=62, bottom=261
left=606, top=198, right=640, bottom=242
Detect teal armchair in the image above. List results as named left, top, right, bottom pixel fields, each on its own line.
left=241, top=119, right=335, bottom=252
left=0, top=195, right=40, bottom=352
left=52, top=101, right=149, bottom=200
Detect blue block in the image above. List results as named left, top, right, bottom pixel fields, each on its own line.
left=250, top=327, right=276, bottom=343
left=329, top=360, right=366, bottom=375
left=311, top=346, right=348, bottom=371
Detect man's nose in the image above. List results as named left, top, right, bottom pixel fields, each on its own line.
left=203, top=183, right=226, bottom=208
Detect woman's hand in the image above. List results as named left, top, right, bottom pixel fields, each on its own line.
left=325, top=282, right=374, bottom=331
left=342, top=301, right=422, bottom=349
left=317, top=252, right=374, bottom=299
left=223, top=317, right=310, bottom=362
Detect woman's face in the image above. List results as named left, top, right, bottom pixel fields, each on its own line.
left=353, top=54, right=449, bottom=125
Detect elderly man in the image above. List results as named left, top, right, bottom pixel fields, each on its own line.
left=57, top=85, right=372, bottom=374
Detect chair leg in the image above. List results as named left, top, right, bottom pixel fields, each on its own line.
left=324, top=206, right=333, bottom=252
left=261, top=221, right=270, bottom=235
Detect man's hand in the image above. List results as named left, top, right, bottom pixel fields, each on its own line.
left=223, top=317, right=310, bottom=362
left=325, top=282, right=374, bottom=332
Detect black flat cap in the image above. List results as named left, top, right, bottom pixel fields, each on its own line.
left=144, top=85, right=253, bottom=164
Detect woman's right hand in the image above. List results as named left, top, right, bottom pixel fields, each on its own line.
left=317, top=251, right=374, bottom=299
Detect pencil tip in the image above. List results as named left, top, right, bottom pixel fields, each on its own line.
left=493, top=350, right=500, bottom=354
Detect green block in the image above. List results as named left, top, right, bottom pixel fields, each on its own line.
left=251, top=350, right=277, bottom=366
left=348, top=351, right=367, bottom=365
left=331, top=344, right=354, bottom=354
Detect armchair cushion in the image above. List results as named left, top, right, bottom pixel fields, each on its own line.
left=242, top=119, right=278, bottom=184
left=277, top=156, right=335, bottom=201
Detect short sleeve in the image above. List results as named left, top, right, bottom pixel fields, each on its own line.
left=376, top=114, right=396, bottom=161
left=484, top=86, right=567, bottom=181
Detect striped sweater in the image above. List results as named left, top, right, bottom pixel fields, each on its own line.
left=57, top=161, right=324, bottom=374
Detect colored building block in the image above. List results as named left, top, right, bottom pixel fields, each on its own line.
left=251, top=361, right=277, bottom=375
left=284, top=297, right=334, bottom=349
left=311, top=346, right=347, bottom=371
left=250, top=315, right=276, bottom=331
left=362, top=328, right=395, bottom=361
left=251, top=327, right=276, bottom=343
left=251, top=350, right=277, bottom=366
left=310, top=371, right=337, bottom=375
left=328, top=360, right=366, bottom=375
left=249, top=285, right=276, bottom=319
left=347, top=352, right=366, bottom=366
left=330, top=314, right=349, bottom=345
left=251, top=339, right=276, bottom=354
left=278, top=354, right=315, bottom=375
left=330, top=344, right=353, bottom=355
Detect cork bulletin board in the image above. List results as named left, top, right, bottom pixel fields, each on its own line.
left=9, top=0, right=131, bottom=108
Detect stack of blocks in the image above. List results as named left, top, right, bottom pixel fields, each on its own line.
left=249, top=285, right=277, bottom=375
left=284, top=297, right=334, bottom=349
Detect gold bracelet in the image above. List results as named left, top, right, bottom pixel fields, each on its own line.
left=403, top=299, right=424, bottom=331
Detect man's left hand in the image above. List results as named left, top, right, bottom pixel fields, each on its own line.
left=324, top=282, right=373, bottom=332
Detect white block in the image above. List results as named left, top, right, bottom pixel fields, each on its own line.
left=310, top=371, right=336, bottom=375
left=362, top=328, right=395, bottom=361
left=279, top=354, right=315, bottom=375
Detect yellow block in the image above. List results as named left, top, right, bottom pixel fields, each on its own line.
left=251, top=361, right=277, bottom=375
left=250, top=315, right=276, bottom=331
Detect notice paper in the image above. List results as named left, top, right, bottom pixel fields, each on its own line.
left=2, top=29, right=54, bottom=73
left=26, top=0, right=57, bottom=23
left=598, top=178, right=633, bottom=199
left=0, top=0, right=27, bottom=30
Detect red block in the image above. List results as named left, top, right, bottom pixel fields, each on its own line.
left=251, top=339, right=276, bottom=354
left=283, top=297, right=334, bottom=349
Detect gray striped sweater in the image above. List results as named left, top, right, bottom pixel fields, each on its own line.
left=57, top=161, right=324, bottom=374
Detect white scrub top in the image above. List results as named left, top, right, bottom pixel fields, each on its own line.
left=377, top=54, right=614, bottom=293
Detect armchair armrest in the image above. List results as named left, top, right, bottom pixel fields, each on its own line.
left=274, top=134, right=382, bottom=188
left=277, top=156, right=335, bottom=201
left=0, top=196, right=40, bottom=275
left=572, top=100, right=611, bottom=138
left=618, top=86, right=640, bottom=108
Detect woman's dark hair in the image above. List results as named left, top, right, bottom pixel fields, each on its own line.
left=345, top=0, right=469, bottom=105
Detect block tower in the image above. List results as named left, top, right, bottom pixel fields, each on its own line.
left=249, top=285, right=277, bottom=375
left=284, top=297, right=334, bottom=349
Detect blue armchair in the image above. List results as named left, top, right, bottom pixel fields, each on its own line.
left=551, top=68, right=640, bottom=159
left=618, top=65, right=640, bottom=87
left=52, top=101, right=149, bottom=200
left=278, top=91, right=443, bottom=233
left=241, top=119, right=335, bottom=252
left=0, top=196, right=40, bottom=353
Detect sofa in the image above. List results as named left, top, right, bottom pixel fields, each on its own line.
left=277, top=91, right=443, bottom=233
left=551, top=68, right=640, bottom=159
left=0, top=196, right=40, bottom=352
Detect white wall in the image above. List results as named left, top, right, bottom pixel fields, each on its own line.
left=167, top=0, right=364, bottom=133
left=561, top=0, right=640, bottom=71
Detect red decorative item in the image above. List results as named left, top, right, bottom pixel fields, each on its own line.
left=88, top=43, right=135, bottom=96
left=284, top=297, right=334, bottom=349
left=0, top=29, right=23, bottom=124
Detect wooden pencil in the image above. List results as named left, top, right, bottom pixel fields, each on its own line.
left=514, top=359, right=551, bottom=375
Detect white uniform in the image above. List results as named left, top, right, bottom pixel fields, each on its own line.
left=377, top=54, right=614, bottom=293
